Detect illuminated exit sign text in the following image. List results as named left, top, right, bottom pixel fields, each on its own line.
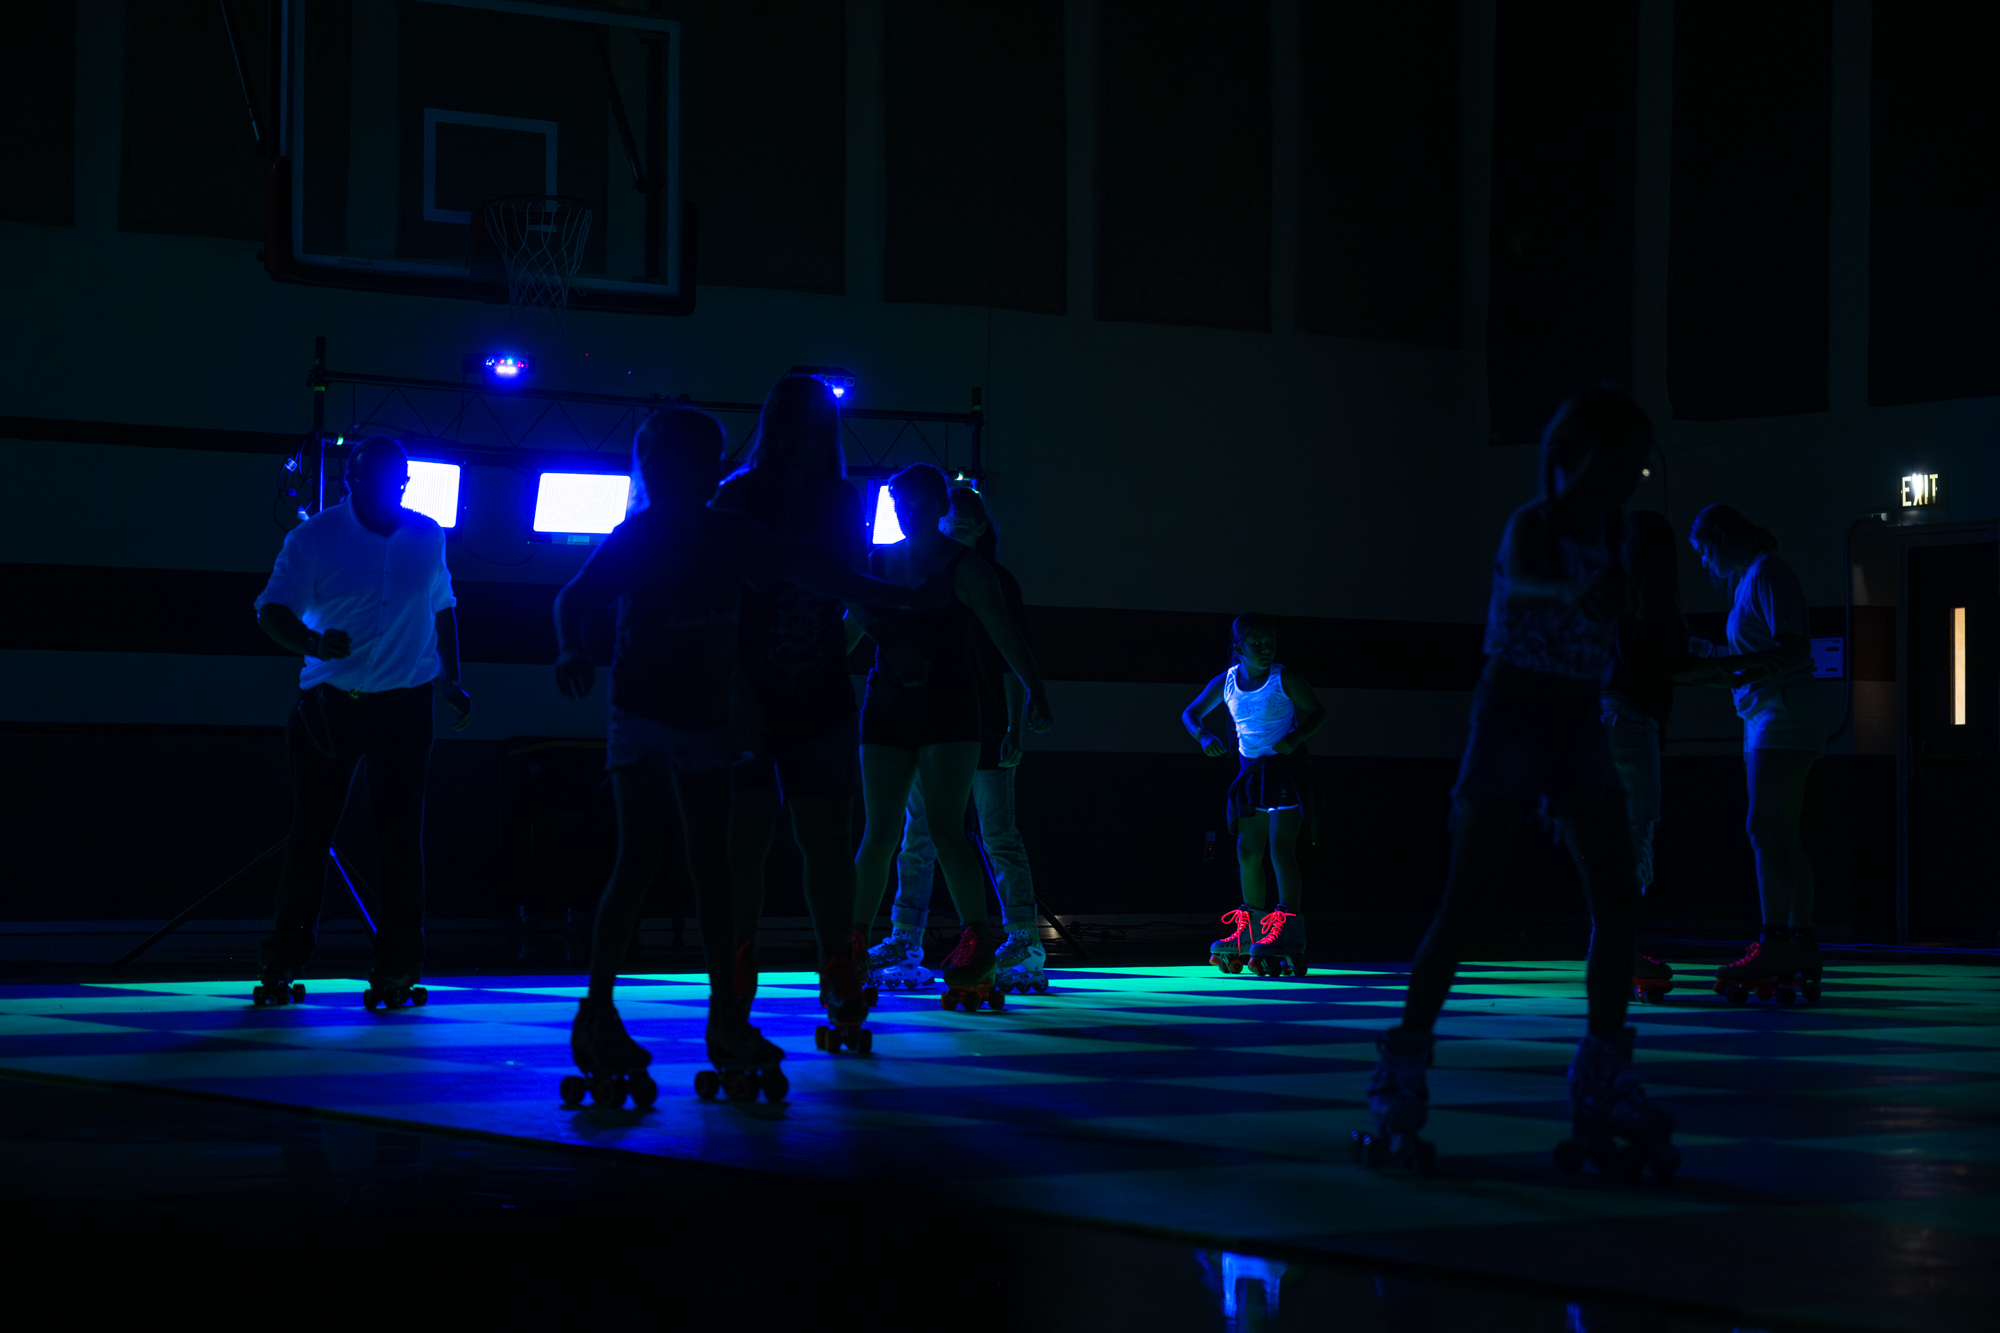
left=1901, top=471, right=1945, bottom=508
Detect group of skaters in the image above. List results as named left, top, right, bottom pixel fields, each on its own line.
left=250, top=374, right=1824, bottom=1179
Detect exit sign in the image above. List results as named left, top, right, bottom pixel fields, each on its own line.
left=1901, top=471, right=1946, bottom=508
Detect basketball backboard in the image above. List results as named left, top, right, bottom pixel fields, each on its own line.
left=267, top=0, right=691, bottom=314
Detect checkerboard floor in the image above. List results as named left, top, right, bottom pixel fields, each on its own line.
left=4, top=959, right=1996, bottom=1331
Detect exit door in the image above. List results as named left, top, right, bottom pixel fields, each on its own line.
left=1905, top=540, right=1999, bottom=943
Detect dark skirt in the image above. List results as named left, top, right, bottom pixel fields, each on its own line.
left=1453, top=659, right=1624, bottom=817
left=1226, top=748, right=1317, bottom=835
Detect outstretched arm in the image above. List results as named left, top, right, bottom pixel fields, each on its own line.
left=1181, top=673, right=1231, bottom=757
left=1273, top=669, right=1326, bottom=754
left=958, top=554, right=1054, bottom=731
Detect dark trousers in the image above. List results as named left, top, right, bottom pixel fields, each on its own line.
left=262, top=683, right=434, bottom=978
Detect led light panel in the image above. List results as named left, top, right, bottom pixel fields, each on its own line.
left=402, top=460, right=461, bottom=528
left=870, top=482, right=905, bottom=545
left=534, top=472, right=632, bottom=535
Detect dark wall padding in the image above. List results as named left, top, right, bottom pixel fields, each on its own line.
left=1097, top=0, right=1271, bottom=330
left=670, top=0, right=848, bottom=294
left=0, top=1, right=75, bottom=226
left=1668, top=0, right=1831, bottom=420
left=1869, top=3, right=2000, bottom=406
left=1297, top=0, right=1460, bottom=348
left=884, top=0, right=1067, bottom=314
left=1486, top=0, right=1639, bottom=444
left=120, top=0, right=269, bottom=241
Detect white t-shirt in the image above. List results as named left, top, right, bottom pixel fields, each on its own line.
left=255, top=502, right=457, bottom=694
left=1224, top=663, right=1296, bottom=759
left=1726, top=551, right=1821, bottom=753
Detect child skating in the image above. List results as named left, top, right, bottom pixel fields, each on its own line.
left=1181, top=613, right=1326, bottom=977
left=1354, top=389, right=1680, bottom=1182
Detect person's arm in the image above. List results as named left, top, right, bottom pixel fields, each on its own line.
left=552, top=538, right=623, bottom=700
left=1272, top=669, right=1327, bottom=754
left=1502, top=507, right=1623, bottom=617
left=1181, top=673, right=1231, bottom=757
left=258, top=603, right=351, bottom=660
left=998, top=673, right=1028, bottom=767
left=433, top=608, right=472, bottom=731
left=957, top=554, right=1054, bottom=731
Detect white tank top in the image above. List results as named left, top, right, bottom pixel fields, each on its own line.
left=1224, top=663, right=1295, bottom=759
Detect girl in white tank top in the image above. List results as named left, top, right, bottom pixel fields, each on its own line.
left=1180, top=614, right=1328, bottom=978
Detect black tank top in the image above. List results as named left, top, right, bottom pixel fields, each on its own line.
left=867, top=544, right=975, bottom=698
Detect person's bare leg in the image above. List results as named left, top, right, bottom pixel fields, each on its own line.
left=914, top=743, right=986, bottom=928
left=1236, top=817, right=1272, bottom=911
left=588, top=767, right=670, bottom=1005
left=1269, top=808, right=1304, bottom=908
left=854, top=744, right=921, bottom=930
left=1562, top=796, right=1640, bottom=1040
left=788, top=790, right=859, bottom=962
left=1400, top=798, right=1530, bottom=1034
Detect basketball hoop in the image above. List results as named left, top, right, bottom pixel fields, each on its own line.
left=480, top=196, right=594, bottom=320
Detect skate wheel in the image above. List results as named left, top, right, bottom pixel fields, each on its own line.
left=814, top=1026, right=830, bottom=1051
left=1294, top=959, right=1309, bottom=978
left=1722, top=985, right=1748, bottom=1005
left=629, top=1071, right=657, bottom=1108
left=1776, top=986, right=1797, bottom=1006
left=1553, top=1138, right=1585, bottom=1173
left=589, top=1076, right=626, bottom=1109
left=863, top=987, right=879, bottom=1007
left=251, top=986, right=267, bottom=1006
left=761, top=1069, right=790, bottom=1102
left=940, top=992, right=957, bottom=1012
left=291, top=984, right=306, bottom=1003
left=854, top=1027, right=873, bottom=1054
left=361, top=989, right=378, bottom=1010
left=411, top=987, right=428, bottom=1007
left=722, top=1072, right=758, bottom=1102
left=988, top=988, right=1005, bottom=1011
left=694, top=1069, right=720, bottom=1100
left=1032, top=980, right=1049, bottom=994
left=1801, top=980, right=1821, bottom=1002
left=559, top=1075, right=587, bottom=1106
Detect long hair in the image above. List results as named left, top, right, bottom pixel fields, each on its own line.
left=1622, top=510, right=1681, bottom=626
left=1688, top=503, right=1778, bottom=556
left=630, top=405, right=726, bottom=512
left=730, top=374, right=846, bottom=481
left=948, top=486, right=999, bottom=561
left=1539, top=387, right=1653, bottom=570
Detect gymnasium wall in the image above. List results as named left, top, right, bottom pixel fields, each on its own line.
left=1, top=0, right=1985, bottom=934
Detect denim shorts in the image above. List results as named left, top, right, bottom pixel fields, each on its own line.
left=606, top=707, right=739, bottom=774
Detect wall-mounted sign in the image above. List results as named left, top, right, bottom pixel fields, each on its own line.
left=1901, top=471, right=1946, bottom=508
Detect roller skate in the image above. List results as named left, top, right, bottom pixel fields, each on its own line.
left=250, top=963, right=305, bottom=1007
left=1552, top=1026, right=1680, bottom=1181
left=1713, top=929, right=1792, bottom=1005
left=993, top=924, right=1048, bottom=994
left=361, top=971, right=427, bottom=1010
left=1350, top=1027, right=1436, bottom=1173
left=1631, top=953, right=1673, bottom=1005
left=1209, top=905, right=1254, bottom=975
left=815, top=927, right=875, bottom=1055
left=940, top=922, right=1005, bottom=1012
left=559, top=997, right=657, bottom=1109
left=866, top=922, right=934, bottom=990
left=1246, top=906, right=1308, bottom=977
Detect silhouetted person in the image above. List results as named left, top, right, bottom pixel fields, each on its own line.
left=1682, top=503, right=1824, bottom=1003
left=253, top=436, right=472, bottom=1007
left=852, top=463, right=1052, bottom=1020
left=1355, top=389, right=1679, bottom=1182
left=552, top=406, right=930, bottom=1105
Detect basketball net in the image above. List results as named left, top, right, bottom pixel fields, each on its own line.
left=481, top=197, right=593, bottom=322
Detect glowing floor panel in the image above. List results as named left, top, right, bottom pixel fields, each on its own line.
left=2, top=960, right=1997, bottom=1331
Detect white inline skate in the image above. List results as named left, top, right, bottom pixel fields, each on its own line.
left=866, top=923, right=934, bottom=990
left=993, top=924, right=1048, bottom=994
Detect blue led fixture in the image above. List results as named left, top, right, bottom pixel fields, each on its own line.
left=870, top=481, right=905, bottom=545
left=789, top=364, right=856, bottom=401
left=401, top=460, right=461, bottom=528
left=534, top=472, right=632, bottom=541
left=463, top=352, right=535, bottom=384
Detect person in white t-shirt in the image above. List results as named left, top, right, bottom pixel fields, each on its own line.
left=251, top=437, right=472, bottom=1008
left=1682, top=503, right=1824, bottom=1004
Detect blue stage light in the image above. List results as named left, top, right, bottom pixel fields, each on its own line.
left=479, top=354, right=534, bottom=384
left=789, top=364, right=856, bottom=401
left=402, top=460, right=461, bottom=528
left=534, top=472, right=631, bottom=536
left=870, top=481, right=905, bottom=545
